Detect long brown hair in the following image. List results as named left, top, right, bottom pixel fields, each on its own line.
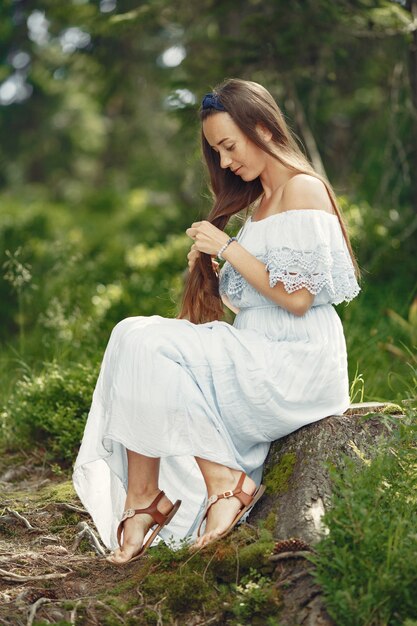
left=177, top=78, right=360, bottom=324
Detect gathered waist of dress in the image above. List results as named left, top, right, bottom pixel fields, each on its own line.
left=233, top=303, right=341, bottom=343
left=238, top=304, right=279, bottom=310
left=237, top=302, right=329, bottom=312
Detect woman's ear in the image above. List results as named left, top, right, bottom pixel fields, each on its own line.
left=255, top=123, right=273, bottom=142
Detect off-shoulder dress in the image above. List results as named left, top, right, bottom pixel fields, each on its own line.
left=72, top=209, right=360, bottom=550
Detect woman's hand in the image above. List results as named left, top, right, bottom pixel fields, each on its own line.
left=187, top=243, right=200, bottom=272
left=186, top=220, right=230, bottom=256
left=187, top=242, right=220, bottom=276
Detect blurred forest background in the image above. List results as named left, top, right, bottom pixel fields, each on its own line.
left=0, top=0, right=416, bottom=460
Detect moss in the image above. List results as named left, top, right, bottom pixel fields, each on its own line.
left=141, top=569, right=217, bottom=615
left=263, top=452, right=297, bottom=495
left=106, top=578, right=138, bottom=596
left=38, top=480, right=78, bottom=504
left=259, top=511, right=277, bottom=533
left=238, top=540, right=275, bottom=576
left=380, top=403, right=403, bottom=414
left=210, top=542, right=239, bottom=582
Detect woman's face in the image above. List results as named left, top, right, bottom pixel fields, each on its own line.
left=202, top=112, right=268, bottom=181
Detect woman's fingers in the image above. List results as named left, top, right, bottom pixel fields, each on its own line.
left=187, top=245, right=220, bottom=275
left=187, top=244, right=200, bottom=270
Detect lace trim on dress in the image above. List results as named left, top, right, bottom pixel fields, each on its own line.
left=219, top=245, right=360, bottom=305
left=219, top=259, right=260, bottom=299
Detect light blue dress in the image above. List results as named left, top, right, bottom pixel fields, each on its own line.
left=73, top=209, right=360, bottom=550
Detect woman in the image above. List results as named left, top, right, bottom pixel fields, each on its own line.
left=73, top=78, right=361, bottom=565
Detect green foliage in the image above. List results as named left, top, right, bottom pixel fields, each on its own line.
left=1, top=359, right=100, bottom=462
left=310, top=407, right=417, bottom=626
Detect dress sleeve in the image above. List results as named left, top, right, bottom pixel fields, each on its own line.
left=264, top=210, right=360, bottom=305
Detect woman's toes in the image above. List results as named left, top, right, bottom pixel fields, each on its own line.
left=192, top=529, right=219, bottom=550
left=107, top=544, right=138, bottom=563
left=106, top=550, right=123, bottom=564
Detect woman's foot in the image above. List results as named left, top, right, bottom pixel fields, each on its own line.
left=192, top=471, right=257, bottom=550
left=106, top=489, right=175, bottom=564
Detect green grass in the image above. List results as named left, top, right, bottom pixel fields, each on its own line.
left=310, top=403, right=417, bottom=626
left=1, top=358, right=100, bottom=463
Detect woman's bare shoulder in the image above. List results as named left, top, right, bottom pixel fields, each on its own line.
left=280, top=174, right=335, bottom=214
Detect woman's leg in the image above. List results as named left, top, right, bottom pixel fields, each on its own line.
left=107, top=450, right=175, bottom=564
left=193, top=457, right=257, bottom=548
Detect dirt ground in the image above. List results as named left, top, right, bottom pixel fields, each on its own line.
left=0, top=450, right=334, bottom=626
left=0, top=450, right=152, bottom=625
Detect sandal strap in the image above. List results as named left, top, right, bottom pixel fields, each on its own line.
left=116, top=490, right=167, bottom=548
left=197, top=471, right=253, bottom=537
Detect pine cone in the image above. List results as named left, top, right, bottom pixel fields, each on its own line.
left=273, top=537, right=311, bottom=554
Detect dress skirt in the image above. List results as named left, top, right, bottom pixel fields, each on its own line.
left=72, top=303, right=350, bottom=550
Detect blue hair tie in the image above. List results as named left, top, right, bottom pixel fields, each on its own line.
left=201, top=92, right=226, bottom=111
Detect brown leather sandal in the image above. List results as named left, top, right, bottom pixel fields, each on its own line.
left=193, top=471, right=265, bottom=549
left=107, top=491, right=181, bottom=565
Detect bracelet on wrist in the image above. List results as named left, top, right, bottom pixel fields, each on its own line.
left=217, top=237, right=238, bottom=261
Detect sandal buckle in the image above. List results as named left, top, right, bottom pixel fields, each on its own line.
left=121, top=508, right=135, bottom=521
left=223, top=490, right=234, bottom=498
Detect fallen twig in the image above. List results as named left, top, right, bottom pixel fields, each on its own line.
left=127, top=596, right=166, bottom=626
left=5, top=508, right=40, bottom=532
left=70, top=599, right=82, bottom=625
left=0, top=567, right=70, bottom=582
left=72, top=521, right=106, bottom=556
left=32, top=535, right=59, bottom=545
left=57, top=502, right=89, bottom=515
left=269, top=550, right=313, bottom=562
left=275, top=569, right=311, bottom=588
left=27, top=597, right=51, bottom=626
left=202, top=548, right=218, bottom=583
left=95, top=599, right=126, bottom=624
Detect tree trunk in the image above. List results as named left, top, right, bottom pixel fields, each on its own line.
left=251, top=401, right=401, bottom=543
left=283, top=82, right=327, bottom=178
left=407, top=0, right=417, bottom=213
left=248, top=401, right=403, bottom=626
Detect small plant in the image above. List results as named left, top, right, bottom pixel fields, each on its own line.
left=2, top=247, right=36, bottom=354
left=349, top=362, right=365, bottom=403
left=232, top=568, right=280, bottom=623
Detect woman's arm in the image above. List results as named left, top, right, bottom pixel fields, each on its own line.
left=221, top=244, right=314, bottom=317
left=220, top=178, right=334, bottom=316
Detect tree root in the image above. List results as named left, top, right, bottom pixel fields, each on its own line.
left=70, top=599, right=82, bottom=625
left=72, top=521, right=106, bottom=556
left=269, top=550, right=313, bottom=562
left=57, top=502, right=88, bottom=515
left=26, top=597, right=51, bottom=626
left=0, top=568, right=70, bottom=582
left=5, top=508, right=40, bottom=532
